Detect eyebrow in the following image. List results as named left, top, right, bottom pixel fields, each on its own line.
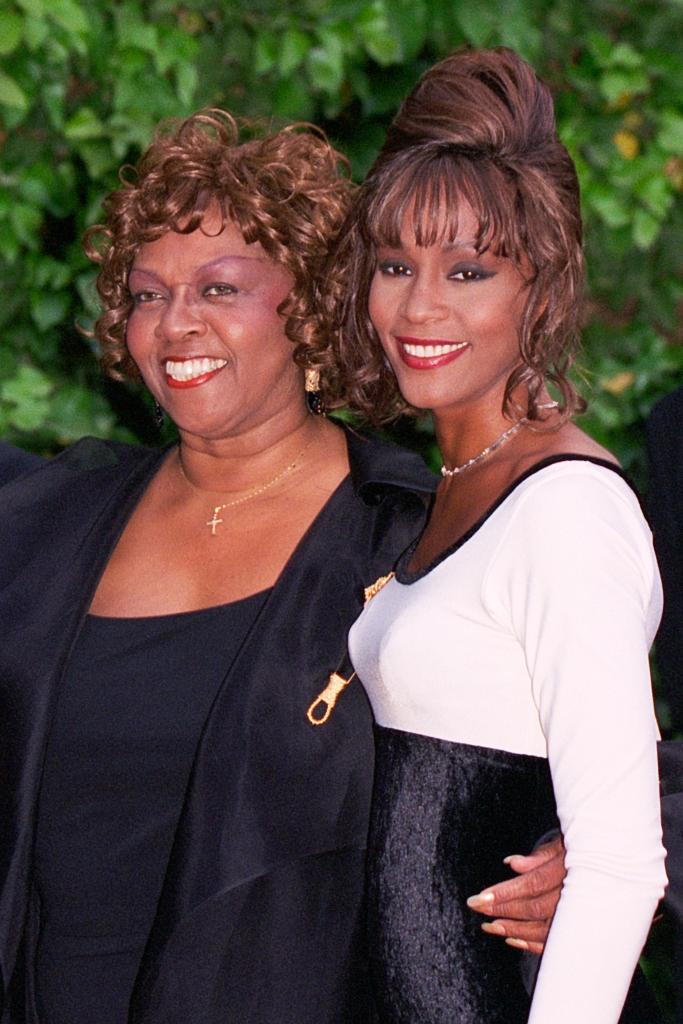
left=129, top=255, right=266, bottom=277
left=377, top=239, right=481, bottom=254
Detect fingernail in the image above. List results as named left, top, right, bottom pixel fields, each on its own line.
left=481, top=922, right=506, bottom=936
left=466, top=891, right=495, bottom=909
left=505, top=938, right=529, bottom=951
left=503, top=854, right=523, bottom=864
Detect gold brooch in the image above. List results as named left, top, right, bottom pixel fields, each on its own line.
left=363, top=571, right=395, bottom=605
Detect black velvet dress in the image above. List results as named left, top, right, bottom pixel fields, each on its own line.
left=33, top=592, right=269, bottom=1024
left=367, top=728, right=558, bottom=1023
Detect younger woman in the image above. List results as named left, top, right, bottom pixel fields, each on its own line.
left=328, top=47, right=667, bottom=1023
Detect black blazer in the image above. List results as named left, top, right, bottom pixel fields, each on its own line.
left=0, top=443, right=42, bottom=486
left=0, top=430, right=435, bottom=1024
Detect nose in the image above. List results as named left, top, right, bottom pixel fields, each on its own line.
left=398, top=275, right=448, bottom=324
left=155, top=290, right=208, bottom=342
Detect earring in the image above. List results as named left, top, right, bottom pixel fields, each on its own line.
left=154, top=401, right=165, bottom=429
left=304, top=368, right=325, bottom=416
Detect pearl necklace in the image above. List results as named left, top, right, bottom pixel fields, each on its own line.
left=178, top=438, right=314, bottom=535
left=440, top=419, right=527, bottom=477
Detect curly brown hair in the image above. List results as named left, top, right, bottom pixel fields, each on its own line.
left=84, top=109, right=353, bottom=395
left=319, top=47, right=586, bottom=425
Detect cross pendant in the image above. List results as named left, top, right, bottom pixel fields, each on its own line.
left=207, top=508, right=224, bottom=535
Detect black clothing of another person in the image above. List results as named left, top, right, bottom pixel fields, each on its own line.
left=647, top=386, right=683, bottom=733
left=647, top=385, right=683, bottom=1024
left=0, top=443, right=41, bottom=486
left=34, top=596, right=269, bottom=1024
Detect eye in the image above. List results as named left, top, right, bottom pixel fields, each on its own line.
left=448, top=264, right=494, bottom=282
left=377, top=260, right=412, bottom=277
left=131, top=289, right=163, bottom=305
left=204, top=282, right=238, bottom=298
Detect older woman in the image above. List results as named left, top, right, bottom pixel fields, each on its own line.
left=329, top=48, right=667, bottom=1024
left=0, top=111, right=435, bottom=1024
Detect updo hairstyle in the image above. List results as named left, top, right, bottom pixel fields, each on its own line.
left=84, top=110, right=352, bottom=395
left=322, top=47, right=586, bottom=424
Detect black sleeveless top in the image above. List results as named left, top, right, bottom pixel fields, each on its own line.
left=33, top=591, right=270, bottom=1024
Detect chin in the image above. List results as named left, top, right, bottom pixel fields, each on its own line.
left=392, top=379, right=453, bottom=413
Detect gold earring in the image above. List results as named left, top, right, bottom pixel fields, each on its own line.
left=304, top=368, right=325, bottom=415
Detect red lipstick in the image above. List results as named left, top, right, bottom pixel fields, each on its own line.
left=164, top=358, right=227, bottom=389
left=165, top=367, right=225, bottom=389
left=395, top=337, right=469, bottom=371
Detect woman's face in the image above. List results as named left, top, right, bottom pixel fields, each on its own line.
left=126, top=208, right=302, bottom=441
left=368, top=199, right=529, bottom=419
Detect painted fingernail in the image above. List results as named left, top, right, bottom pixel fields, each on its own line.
left=466, top=891, right=495, bottom=909
left=505, top=938, right=529, bottom=951
left=481, top=922, right=506, bottom=936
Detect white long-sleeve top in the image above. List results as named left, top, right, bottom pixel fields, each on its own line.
left=349, top=458, right=667, bottom=1024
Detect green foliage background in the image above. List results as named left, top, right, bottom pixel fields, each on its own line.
left=1, top=0, right=681, bottom=1014
left=1, top=0, right=682, bottom=465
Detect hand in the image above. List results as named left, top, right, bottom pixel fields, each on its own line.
left=466, top=836, right=566, bottom=955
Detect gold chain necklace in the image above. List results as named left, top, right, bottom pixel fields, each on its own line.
left=440, top=419, right=527, bottom=477
left=178, top=438, right=314, bottom=535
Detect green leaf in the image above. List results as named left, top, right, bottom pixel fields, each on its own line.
left=0, top=221, right=20, bottom=264
left=78, top=140, right=115, bottom=178
left=657, top=110, right=683, bottom=153
left=17, top=163, right=56, bottom=208
left=455, top=5, right=496, bottom=46
left=254, top=30, right=278, bottom=74
left=1, top=365, right=54, bottom=434
left=307, top=43, right=345, bottom=95
left=278, top=28, right=312, bottom=76
left=0, top=12, right=23, bottom=54
left=31, top=255, right=72, bottom=290
left=22, top=13, right=49, bottom=49
left=492, top=0, right=542, bottom=61
left=9, top=203, right=42, bottom=247
left=271, top=75, right=315, bottom=120
left=632, top=207, right=661, bottom=250
left=114, top=4, right=157, bottom=51
left=635, top=175, right=673, bottom=219
left=388, top=0, right=428, bottom=62
left=48, top=0, right=90, bottom=36
left=15, top=0, right=45, bottom=16
left=356, top=2, right=402, bottom=65
left=0, top=71, right=29, bottom=112
left=586, top=187, right=631, bottom=228
left=175, top=62, right=198, bottom=109
left=49, top=384, right=116, bottom=441
left=608, top=43, right=644, bottom=69
left=64, top=106, right=106, bottom=140
left=599, top=68, right=650, bottom=105
left=30, top=291, right=71, bottom=332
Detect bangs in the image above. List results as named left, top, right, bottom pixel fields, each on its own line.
left=364, top=149, right=526, bottom=263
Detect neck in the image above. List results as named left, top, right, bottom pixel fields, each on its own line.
left=434, top=405, right=519, bottom=471
left=177, top=413, right=320, bottom=495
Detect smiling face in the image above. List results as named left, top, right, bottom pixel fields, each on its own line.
left=126, top=208, right=303, bottom=443
left=368, top=199, right=530, bottom=422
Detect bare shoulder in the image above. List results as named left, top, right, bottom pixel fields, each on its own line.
left=515, top=420, right=620, bottom=473
left=544, top=421, right=618, bottom=464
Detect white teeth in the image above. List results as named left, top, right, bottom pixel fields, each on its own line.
left=402, top=342, right=467, bottom=358
left=165, top=358, right=227, bottom=381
